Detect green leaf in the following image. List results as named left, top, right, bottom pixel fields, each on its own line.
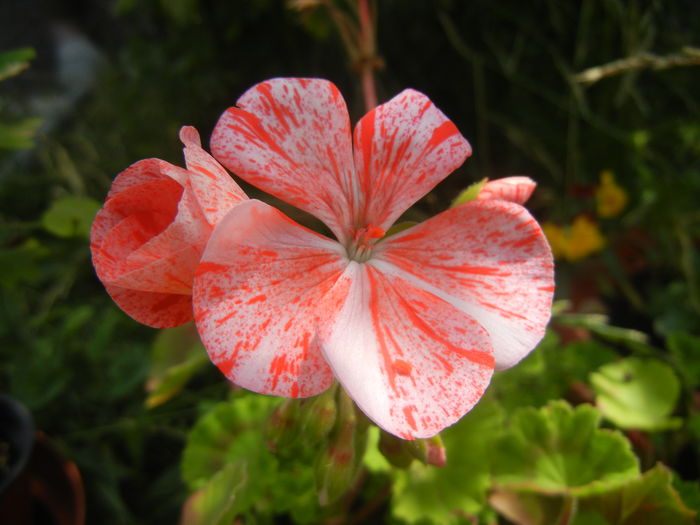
left=667, top=331, right=700, bottom=388
left=181, top=395, right=321, bottom=523
left=590, top=358, right=682, bottom=431
left=390, top=398, right=504, bottom=524
left=41, top=196, right=101, bottom=238
left=180, top=462, right=247, bottom=525
left=574, top=464, right=697, bottom=525
left=182, top=395, right=282, bottom=491
left=0, top=238, right=48, bottom=287
left=491, top=401, right=639, bottom=497
left=145, top=323, right=209, bottom=408
left=672, top=475, right=700, bottom=516
left=450, top=178, right=487, bottom=207
left=0, top=118, right=42, bottom=150
left=0, top=47, right=35, bottom=81
left=555, top=313, right=653, bottom=353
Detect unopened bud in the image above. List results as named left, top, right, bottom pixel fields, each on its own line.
left=378, top=430, right=414, bottom=468
left=266, top=399, right=301, bottom=453
left=315, top=390, right=361, bottom=506
left=405, top=434, right=447, bottom=467
left=300, top=386, right=338, bottom=445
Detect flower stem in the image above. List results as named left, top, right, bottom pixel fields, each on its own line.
left=357, top=0, right=378, bottom=111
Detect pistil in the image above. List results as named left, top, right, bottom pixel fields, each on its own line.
left=347, top=224, right=385, bottom=262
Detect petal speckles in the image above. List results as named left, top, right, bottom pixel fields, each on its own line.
left=376, top=199, right=554, bottom=370
left=319, top=263, right=494, bottom=438
left=193, top=200, right=346, bottom=397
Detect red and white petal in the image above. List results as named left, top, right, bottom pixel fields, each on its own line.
left=319, top=263, right=494, bottom=439
left=352, top=89, right=471, bottom=232
left=107, top=158, right=188, bottom=199
left=106, top=285, right=192, bottom=328
left=93, top=180, right=210, bottom=294
left=211, top=78, right=356, bottom=243
left=375, top=200, right=554, bottom=370
left=92, top=178, right=182, bottom=281
left=478, top=176, right=536, bottom=205
left=193, top=199, right=347, bottom=398
left=179, top=126, right=247, bottom=226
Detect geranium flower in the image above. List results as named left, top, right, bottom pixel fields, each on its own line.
left=91, top=127, right=246, bottom=328
left=195, top=78, right=554, bottom=438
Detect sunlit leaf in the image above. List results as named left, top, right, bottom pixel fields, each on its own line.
left=180, top=462, right=247, bottom=525
left=145, top=323, right=209, bottom=408
left=573, top=464, right=697, bottom=525
left=0, top=47, right=35, bottom=81
left=590, top=358, right=682, bottom=431
left=41, top=196, right=101, bottom=238
left=450, top=178, right=487, bottom=207
left=555, top=313, right=652, bottom=353
left=491, top=401, right=639, bottom=497
left=390, top=398, right=504, bottom=524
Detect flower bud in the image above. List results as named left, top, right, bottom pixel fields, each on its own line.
left=300, top=386, right=338, bottom=445
left=405, top=434, right=447, bottom=467
left=378, top=430, right=414, bottom=468
left=315, top=391, right=361, bottom=506
left=265, top=399, right=302, bottom=453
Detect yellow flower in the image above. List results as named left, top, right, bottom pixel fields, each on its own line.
left=596, top=170, right=628, bottom=218
left=542, top=215, right=605, bottom=262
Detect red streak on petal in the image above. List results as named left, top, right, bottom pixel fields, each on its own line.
left=479, top=301, right=527, bottom=320
left=268, top=354, right=288, bottom=391
left=403, top=405, right=418, bottom=432
left=246, top=294, right=267, bottom=304
left=426, top=121, right=459, bottom=151
left=197, top=262, right=228, bottom=275
left=191, top=165, right=217, bottom=180
left=393, top=359, right=412, bottom=376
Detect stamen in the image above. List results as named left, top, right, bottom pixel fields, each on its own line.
left=348, top=224, right=386, bottom=262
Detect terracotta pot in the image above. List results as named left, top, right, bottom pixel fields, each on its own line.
left=0, top=394, right=85, bottom=525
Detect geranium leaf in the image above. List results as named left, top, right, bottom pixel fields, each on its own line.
left=667, top=331, right=700, bottom=388
left=41, top=196, right=101, bottom=238
left=180, top=462, right=247, bottom=525
left=491, top=401, right=639, bottom=497
left=590, top=357, right=682, bottom=431
left=181, top=395, right=322, bottom=523
left=390, top=398, right=504, bottom=524
left=574, top=464, right=697, bottom=525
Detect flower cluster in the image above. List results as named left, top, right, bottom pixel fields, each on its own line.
left=91, top=78, right=554, bottom=439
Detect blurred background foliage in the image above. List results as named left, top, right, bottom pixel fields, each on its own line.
left=1, top=0, right=699, bottom=523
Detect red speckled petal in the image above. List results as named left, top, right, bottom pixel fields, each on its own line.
left=478, top=176, right=536, bottom=205
left=93, top=179, right=210, bottom=294
left=106, top=284, right=192, bottom=328
left=352, top=89, right=471, bottom=232
left=375, top=200, right=554, bottom=370
left=107, top=158, right=188, bottom=199
left=319, top=263, right=494, bottom=439
left=179, top=126, right=247, bottom=225
left=193, top=199, right=347, bottom=398
left=211, top=78, right=356, bottom=243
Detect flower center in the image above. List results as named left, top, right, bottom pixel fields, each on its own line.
left=347, top=224, right=385, bottom=262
